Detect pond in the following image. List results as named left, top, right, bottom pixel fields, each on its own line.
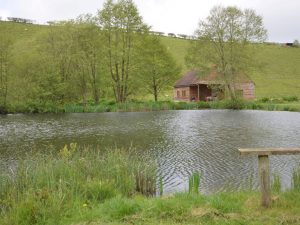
left=1, top=110, right=300, bottom=194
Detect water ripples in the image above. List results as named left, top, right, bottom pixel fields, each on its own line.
left=1, top=110, right=300, bottom=194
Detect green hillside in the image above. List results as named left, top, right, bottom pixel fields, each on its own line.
left=161, top=36, right=300, bottom=98
left=252, top=45, right=300, bottom=98
left=1, top=21, right=300, bottom=99
left=0, top=21, right=48, bottom=41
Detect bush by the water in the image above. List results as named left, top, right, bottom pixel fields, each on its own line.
left=0, top=105, right=8, bottom=114
left=2, top=98, right=300, bottom=114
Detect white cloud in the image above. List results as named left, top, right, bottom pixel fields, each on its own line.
left=0, top=9, right=11, bottom=19
left=0, top=0, right=299, bottom=42
left=135, top=0, right=300, bottom=42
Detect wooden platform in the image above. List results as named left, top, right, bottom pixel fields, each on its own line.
left=239, top=148, right=300, bottom=156
left=239, top=147, right=300, bottom=207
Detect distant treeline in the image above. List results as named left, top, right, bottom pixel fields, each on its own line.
left=149, top=31, right=196, bottom=40
left=0, top=16, right=196, bottom=40
left=1, top=17, right=35, bottom=24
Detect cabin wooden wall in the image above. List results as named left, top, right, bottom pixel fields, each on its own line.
left=174, top=82, right=255, bottom=101
left=174, top=87, right=190, bottom=101
left=236, top=83, right=255, bottom=100
left=189, top=86, right=199, bottom=101
left=174, top=85, right=212, bottom=101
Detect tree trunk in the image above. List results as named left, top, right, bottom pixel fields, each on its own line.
left=154, top=91, right=158, bottom=102
left=152, top=75, right=158, bottom=102
left=91, top=53, right=100, bottom=105
left=228, top=84, right=237, bottom=101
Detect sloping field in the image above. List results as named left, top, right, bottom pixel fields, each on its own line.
left=1, top=21, right=300, bottom=98
left=161, top=36, right=300, bottom=98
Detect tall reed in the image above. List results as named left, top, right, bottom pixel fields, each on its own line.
left=159, top=176, right=163, bottom=196
left=271, top=173, right=282, bottom=193
left=292, top=166, right=300, bottom=191
left=0, top=144, right=156, bottom=225
left=188, top=171, right=201, bottom=194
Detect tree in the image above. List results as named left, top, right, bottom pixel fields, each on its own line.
left=137, top=36, right=180, bottom=101
left=98, top=0, right=148, bottom=102
left=74, top=14, right=104, bottom=104
left=186, top=6, right=267, bottom=100
left=33, top=18, right=105, bottom=105
left=293, top=39, right=300, bottom=47
left=0, top=27, right=12, bottom=107
left=36, top=23, right=76, bottom=103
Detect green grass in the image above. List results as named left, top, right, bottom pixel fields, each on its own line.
left=252, top=45, right=300, bottom=98
left=0, top=144, right=156, bottom=225
left=2, top=144, right=300, bottom=224
left=160, top=36, right=190, bottom=71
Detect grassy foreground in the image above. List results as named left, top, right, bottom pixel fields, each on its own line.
left=1, top=145, right=300, bottom=225
left=68, top=192, right=300, bottom=225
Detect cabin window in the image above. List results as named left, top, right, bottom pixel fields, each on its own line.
left=182, top=90, right=186, bottom=97
left=177, top=91, right=180, bottom=97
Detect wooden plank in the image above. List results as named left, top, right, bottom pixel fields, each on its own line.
left=239, top=148, right=300, bottom=156
left=258, top=155, right=271, bottom=207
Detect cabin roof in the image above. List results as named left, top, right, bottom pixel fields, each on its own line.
left=174, top=71, right=200, bottom=87
left=174, top=69, right=253, bottom=88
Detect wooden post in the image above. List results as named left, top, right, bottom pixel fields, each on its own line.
left=258, top=155, right=271, bottom=207
left=239, top=148, right=300, bottom=208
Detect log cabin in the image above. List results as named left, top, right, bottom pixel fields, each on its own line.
left=174, top=70, right=255, bottom=101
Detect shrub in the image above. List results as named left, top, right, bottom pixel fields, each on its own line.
left=260, top=97, right=270, bottom=103
left=0, top=105, right=8, bottom=114
left=172, top=102, right=188, bottom=110
left=196, top=101, right=210, bottom=109
left=224, top=99, right=245, bottom=110
left=283, top=96, right=299, bottom=102
left=270, top=98, right=284, bottom=104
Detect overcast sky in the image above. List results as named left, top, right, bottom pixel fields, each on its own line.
left=1, top=0, right=299, bottom=42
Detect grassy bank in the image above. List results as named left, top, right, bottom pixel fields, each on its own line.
left=65, top=191, right=300, bottom=225
left=0, top=145, right=156, bottom=225
left=2, top=98, right=300, bottom=114
left=1, top=145, right=300, bottom=224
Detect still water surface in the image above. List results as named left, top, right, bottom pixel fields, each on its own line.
left=1, top=110, right=300, bottom=194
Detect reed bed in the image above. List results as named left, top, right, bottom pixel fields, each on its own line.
left=0, top=144, right=156, bottom=225
left=1, top=146, right=300, bottom=224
